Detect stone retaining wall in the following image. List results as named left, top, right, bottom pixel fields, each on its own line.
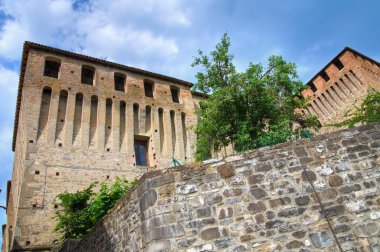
left=62, top=123, right=380, bottom=251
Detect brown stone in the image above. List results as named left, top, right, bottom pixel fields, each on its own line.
left=324, top=205, right=345, bottom=217
left=217, top=163, right=235, bottom=178
left=266, top=211, right=275, bottom=220
left=239, top=234, right=255, bottom=242
left=285, top=240, right=304, bottom=249
left=329, top=175, right=343, bottom=187
left=295, top=195, right=310, bottom=206
left=247, top=174, right=264, bottom=185
left=219, top=208, right=233, bottom=219
left=247, top=201, right=266, bottom=213
left=200, top=227, right=227, bottom=241
left=294, top=147, right=308, bottom=157
left=292, top=231, right=306, bottom=238
left=250, top=187, right=268, bottom=199
left=223, top=188, right=242, bottom=197
left=333, top=224, right=351, bottom=234
left=255, top=214, right=265, bottom=223
left=322, top=188, right=338, bottom=199
left=269, top=197, right=291, bottom=208
left=278, top=207, right=306, bottom=218
left=301, top=170, right=316, bottom=181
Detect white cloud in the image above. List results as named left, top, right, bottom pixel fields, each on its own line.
left=0, top=0, right=190, bottom=62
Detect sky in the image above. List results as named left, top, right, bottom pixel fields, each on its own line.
left=0, top=0, right=379, bottom=245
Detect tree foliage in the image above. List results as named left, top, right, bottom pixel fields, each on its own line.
left=54, top=177, right=137, bottom=242
left=332, top=91, right=380, bottom=127
left=192, top=33, right=317, bottom=160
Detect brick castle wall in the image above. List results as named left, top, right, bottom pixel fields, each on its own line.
left=4, top=45, right=205, bottom=251
left=301, top=49, right=380, bottom=129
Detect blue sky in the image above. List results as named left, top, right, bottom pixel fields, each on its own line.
left=0, top=0, right=379, bottom=244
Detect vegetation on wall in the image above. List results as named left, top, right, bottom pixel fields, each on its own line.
left=332, top=91, right=380, bottom=127
left=54, top=177, right=137, bottom=242
left=191, top=33, right=318, bottom=161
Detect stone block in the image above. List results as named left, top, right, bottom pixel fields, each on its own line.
left=217, top=163, right=235, bottom=178
left=324, top=205, right=345, bottom=218
left=247, top=174, right=264, bottom=185
left=309, top=231, right=333, bottom=248
left=247, top=201, right=266, bottom=213
left=218, top=208, right=233, bottom=219
left=139, top=189, right=157, bottom=213
left=328, top=175, right=343, bottom=187
left=353, top=223, right=379, bottom=238
left=200, top=227, right=227, bottom=241
left=295, top=195, right=310, bottom=206
left=150, top=223, right=185, bottom=241
left=269, top=197, right=291, bottom=208
left=177, top=184, right=198, bottom=194
left=301, top=170, right=316, bottom=181
left=346, top=200, right=366, bottom=212
left=278, top=207, right=306, bottom=218
left=250, top=187, right=267, bottom=199
left=265, top=220, right=284, bottom=229
left=294, top=147, right=308, bottom=157
left=285, top=240, right=304, bottom=249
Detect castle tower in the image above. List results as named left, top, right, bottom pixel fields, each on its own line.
left=301, top=47, right=380, bottom=127
left=2, top=42, right=205, bottom=251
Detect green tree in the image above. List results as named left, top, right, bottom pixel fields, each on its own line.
left=54, top=177, right=137, bottom=242
left=192, top=33, right=316, bottom=160
left=332, top=91, right=380, bottom=127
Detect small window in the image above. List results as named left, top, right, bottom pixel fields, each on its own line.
left=134, top=140, right=148, bottom=166
left=309, top=82, right=317, bottom=93
left=170, top=86, right=179, bottom=103
left=333, top=59, right=344, bottom=70
left=144, top=80, right=154, bottom=98
left=81, top=65, right=95, bottom=85
left=44, top=60, right=60, bottom=78
left=321, top=71, right=330, bottom=82
left=114, top=73, right=125, bottom=92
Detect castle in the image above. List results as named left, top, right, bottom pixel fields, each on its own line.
left=2, top=43, right=380, bottom=251
left=301, top=47, right=380, bottom=127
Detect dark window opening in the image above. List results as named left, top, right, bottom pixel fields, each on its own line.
left=114, top=74, right=125, bottom=92
left=309, top=82, right=317, bottom=93
left=333, top=59, right=344, bottom=70
left=44, top=60, right=60, bottom=78
left=56, top=172, right=59, bottom=176
left=134, top=140, right=148, bottom=166
left=171, top=86, right=179, bottom=103
left=144, top=80, right=154, bottom=98
left=35, top=171, right=40, bottom=175
left=321, top=71, right=330, bottom=82
left=81, top=66, right=95, bottom=85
